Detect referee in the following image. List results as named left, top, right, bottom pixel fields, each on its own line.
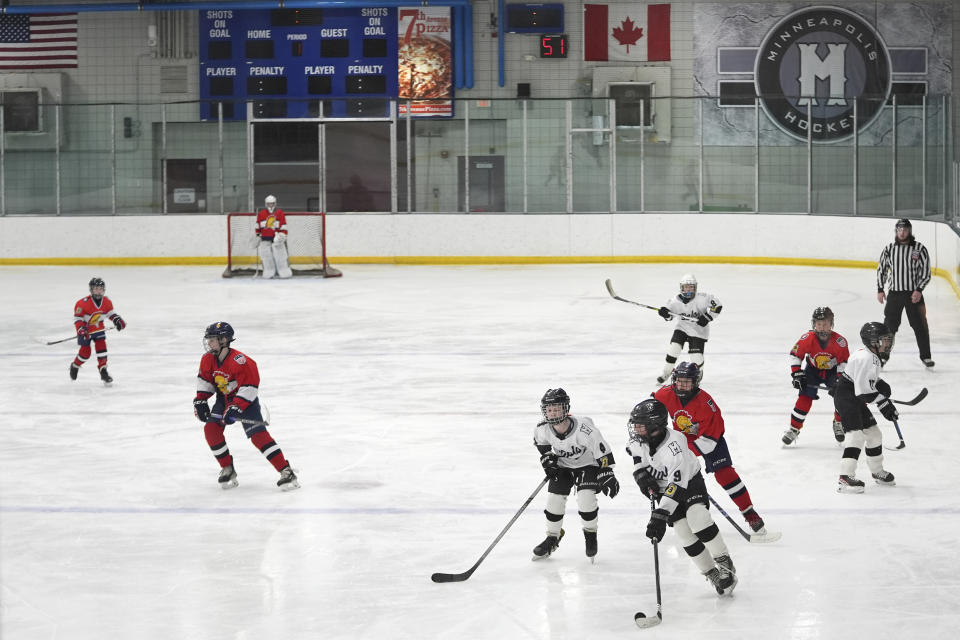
left=876, top=218, right=934, bottom=367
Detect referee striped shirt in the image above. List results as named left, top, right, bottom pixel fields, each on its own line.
left=876, top=240, right=931, bottom=292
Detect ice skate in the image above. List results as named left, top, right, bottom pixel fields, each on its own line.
left=838, top=475, right=865, bottom=494
left=704, top=567, right=738, bottom=596
left=872, top=470, right=896, bottom=486
left=218, top=464, right=238, bottom=489
left=277, top=465, right=300, bottom=491
left=99, top=367, right=113, bottom=385
left=584, top=530, right=597, bottom=561
left=781, top=427, right=800, bottom=446
left=69, top=363, right=79, bottom=380
left=921, top=358, right=935, bottom=368
left=715, top=554, right=736, bottom=576
left=832, top=420, right=845, bottom=443
left=741, top=506, right=766, bottom=534
left=532, top=529, right=564, bottom=560
left=656, top=376, right=666, bottom=384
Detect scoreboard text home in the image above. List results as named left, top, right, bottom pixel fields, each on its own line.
left=200, top=7, right=454, bottom=119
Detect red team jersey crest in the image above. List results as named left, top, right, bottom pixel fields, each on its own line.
left=256, top=208, right=287, bottom=239
left=653, top=386, right=724, bottom=455
left=73, top=295, right=117, bottom=332
left=196, top=348, right=260, bottom=410
left=790, top=331, right=849, bottom=370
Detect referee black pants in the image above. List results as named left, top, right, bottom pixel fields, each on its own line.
left=883, top=290, right=931, bottom=360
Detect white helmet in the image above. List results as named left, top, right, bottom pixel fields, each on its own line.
left=265, top=195, right=277, bottom=209
left=679, top=274, right=697, bottom=300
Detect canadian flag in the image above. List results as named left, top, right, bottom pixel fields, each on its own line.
left=584, top=3, right=671, bottom=62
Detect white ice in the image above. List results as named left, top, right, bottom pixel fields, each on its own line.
left=1, top=263, right=958, bottom=640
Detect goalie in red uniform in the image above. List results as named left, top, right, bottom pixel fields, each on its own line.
left=783, top=307, right=850, bottom=446
left=255, top=195, right=292, bottom=279
left=653, top=362, right=771, bottom=536
left=193, top=322, right=299, bottom=491
left=70, top=277, right=126, bottom=385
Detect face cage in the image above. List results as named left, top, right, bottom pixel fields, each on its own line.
left=541, top=403, right=569, bottom=426
left=673, top=378, right=698, bottom=399
left=680, top=285, right=697, bottom=300
left=812, top=318, right=833, bottom=340
left=203, top=335, right=229, bottom=354
left=90, top=285, right=105, bottom=297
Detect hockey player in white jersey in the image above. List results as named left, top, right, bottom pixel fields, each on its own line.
left=656, top=274, right=722, bottom=383
left=532, top=388, right=620, bottom=561
left=627, top=399, right=737, bottom=596
left=833, top=322, right=897, bottom=493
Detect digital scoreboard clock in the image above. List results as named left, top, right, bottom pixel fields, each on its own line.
left=539, top=34, right=567, bottom=58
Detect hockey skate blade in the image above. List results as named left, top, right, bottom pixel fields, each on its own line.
left=634, top=612, right=662, bottom=628
left=220, top=480, right=239, bottom=490
left=748, top=530, right=782, bottom=543
left=280, top=480, right=301, bottom=491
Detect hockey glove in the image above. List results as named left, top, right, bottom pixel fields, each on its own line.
left=273, top=232, right=286, bottom=245
left=222, top=404, right=242, bottom=425
left=597, top=467, right=620, bottom=498
left=697, top=315, right=710, bottom=327
left=791, top=369, right=806, bottom=390
left=193, top=398, right=211, bottom=423
left=77, top=326, right=89, bottom=345
left=877, top=398, right=899, bottom=422
left=633, top=468, right=659, bottom=498
left=657, top=307, right=672, bottom=320
left=112, top=315, right=126, bottom=331
left=540, top=452, right=560, bottom=479
left=646, top=508, right=669, bottom=543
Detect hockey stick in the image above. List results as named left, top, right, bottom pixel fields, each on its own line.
left=211, top=413, right=269, bottom=428
left=42, top=326, right=116, bottom=345
left=892, top=387, right=927, bottom=406
left=635, top=495, right=663, bottom=629
left=431, top=477, right=549, bottom=583
left=707, top=493, right=782, bottom=544
left=886, top=419, right=906, bottom=451
left=604, top=279, right=699, bottom=321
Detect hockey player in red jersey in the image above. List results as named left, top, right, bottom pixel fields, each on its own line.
left=783, top=307, right=850, bottom=446
left=255, top=195, right=292, bottom=279
left=70, top=277, right=126, bottom=385
left=193, top=322, right=299, bottom=490
left=653, top=362, right=769, bottom=535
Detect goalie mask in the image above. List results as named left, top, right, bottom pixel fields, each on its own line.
left=811, top=306, right=835, bottom=341
left=203, top=321, right=236, bottom=354
left=672, top=362, right=702, bottom=400
left=860, top=321, right=894, bottom=365
left=89, top=277, right=106, bottom=302
left=265, top=195, right=277, bottom=212
left=629, top=399, right=669, bottom=447
left=679, top=274, right=697, bottom=300
left=540, top=387, right=571, bottom=432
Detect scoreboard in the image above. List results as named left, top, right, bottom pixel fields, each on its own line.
left=200, top=7, right=453, bottom=120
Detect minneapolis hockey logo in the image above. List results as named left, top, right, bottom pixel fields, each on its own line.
left=754, top=6, right=891, bottom=142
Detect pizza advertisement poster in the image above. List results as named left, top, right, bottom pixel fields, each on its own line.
left=398, top=7, right=453, bottom=116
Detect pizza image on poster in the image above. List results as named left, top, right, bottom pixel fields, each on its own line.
left=398, top=7, right=453, bottom=115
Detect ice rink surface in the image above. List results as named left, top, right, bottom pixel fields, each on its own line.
left=1, top=263, right=959, bottom=640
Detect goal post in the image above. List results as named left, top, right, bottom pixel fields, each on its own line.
left=223, top=211, right=342, bottom=278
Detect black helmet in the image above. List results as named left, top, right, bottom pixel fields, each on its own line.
left=89, top=277, right=105, bottom=290
left=811, top=306, right=834, bottom=340
left=671, top=362, right=702, bottom=400
left=540, top=388, right=571, bottom=426
left=203, top=322, right=236, bottom=354
left=860, top=321, right=894, bottom=363
left=628, top=399, right=669, bottom=447
left=895, top=218, right=912, bottom=229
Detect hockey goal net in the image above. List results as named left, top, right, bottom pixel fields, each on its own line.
left=223, top=212, right=342, bottom=278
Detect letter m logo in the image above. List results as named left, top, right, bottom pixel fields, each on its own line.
left=797, top=43, right=848, bottom=107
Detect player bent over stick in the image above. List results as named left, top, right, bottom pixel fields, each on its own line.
left=833, top=322, right=897, bottom=493
left=627, top=399, right=737, bottom=596
left=193, top=322, right=299, bottom=490
left=533, top=388, right=620, bottom=561
left=654, top=362, right=772, bottom=537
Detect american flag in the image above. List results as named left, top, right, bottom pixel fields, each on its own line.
left=0, top=13, right=78, bottom=70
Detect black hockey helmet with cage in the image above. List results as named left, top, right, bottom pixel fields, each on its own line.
left=203, top=321, right=236, bottom=353
left=629, top=399, right=669, bottom=447
left=895, top=218, right=912, bottom=229
left=811, top=306, right=834, bottom=339
left=540, top=388, right=571, bottom=426
left=89, top=277, right=105, bottom=290
left=671, top=362, right=702, bottom=400
left=860, top=321, right=894, bottom=363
